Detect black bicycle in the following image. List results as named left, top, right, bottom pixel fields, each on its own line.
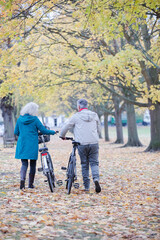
left=38, top=132, right=62, bottom=192
left=60, top=137, right=80, bottom=194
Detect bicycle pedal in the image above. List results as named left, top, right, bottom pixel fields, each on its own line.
left=44, top=180, right=48, bottom=182
left=61, top=167, right=67, bottom=170
left=57, top=180, right=63, bottom=186
left=73, top=183, right=79, bottom=189
left=38, top=167, right=43, bottom=172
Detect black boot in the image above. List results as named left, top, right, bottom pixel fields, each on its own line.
left=28, top=173, right=35, bottom=188
left=20, top=180, right=25, bottom=190
left=95, top=181, right=101, bottom=193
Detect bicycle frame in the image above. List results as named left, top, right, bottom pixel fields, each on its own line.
left=39, top=136, right=50, bottom=171
left=61, top=137, right=80, bottom=194
left=67, top=142, right=78, bottom=180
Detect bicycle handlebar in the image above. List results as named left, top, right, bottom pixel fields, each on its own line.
left=59, top=136, right=80, bottom=146
left=65, top=137, right=74, bottom=140
left=59, top=136, right=74, bottom=140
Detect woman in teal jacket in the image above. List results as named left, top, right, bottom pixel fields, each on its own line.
left=14, top=102, right=57, bottom=190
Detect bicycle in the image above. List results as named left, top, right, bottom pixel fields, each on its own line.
left=60, top=137, right=80, bottom=194
left=38, top=131, right=62, bottom=192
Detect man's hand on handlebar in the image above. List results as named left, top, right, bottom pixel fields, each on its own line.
left=59, top=136, right=74, bottom=140
left=59, top=136, right=66, bottom=140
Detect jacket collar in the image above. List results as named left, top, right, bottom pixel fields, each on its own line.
left=79, top=108, right=88, bottom=112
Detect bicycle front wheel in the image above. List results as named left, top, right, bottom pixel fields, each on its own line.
left=47, top=172, right=54, bottom=192
left=67, top=176, right=74, bottom=194
left=67, top=163, right=75, bottom=194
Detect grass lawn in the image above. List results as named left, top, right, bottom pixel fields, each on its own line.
left=105, top=125, right=150, bottom=146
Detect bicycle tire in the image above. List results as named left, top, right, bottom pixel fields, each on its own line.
left=47, top=172, right=54, bottom=192
left=66, top=180, right=68, bottom=189
left=51, top=172, right=56, bottom=188
left=67, top=176, right=74, bottom=194
left=48, top=154, right=55, bottom=188
left=67, top=162, right=75, bottom=194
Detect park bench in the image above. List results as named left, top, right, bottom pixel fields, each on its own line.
left=3, top=137, right=15, bottom=148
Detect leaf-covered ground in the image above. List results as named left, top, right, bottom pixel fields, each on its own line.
left=0, top=134, right=159, bottom=240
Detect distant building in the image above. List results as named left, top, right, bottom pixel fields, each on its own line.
left=142, top=109, right=150, bottom=125
left=38, top=115, right=65, bottom=128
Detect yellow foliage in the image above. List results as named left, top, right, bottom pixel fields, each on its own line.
left=0, top=0, right=159, bottom=113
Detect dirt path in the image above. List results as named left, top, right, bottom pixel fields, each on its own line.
left=0, top=135, right=159, bottom=239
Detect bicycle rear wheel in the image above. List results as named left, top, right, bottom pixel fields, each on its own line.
left=47, top=172, right=54, bottom=192
left=48, top=154, right=55, bottom=188
left=51, top=172, right=56, bottom=188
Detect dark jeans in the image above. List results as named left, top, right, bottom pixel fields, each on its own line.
left=78, top=143, right=99, bottom=190
left=20, top=159, right=36, bottom=181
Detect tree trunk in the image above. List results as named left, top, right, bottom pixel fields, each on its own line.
left=98, top=127, right=103, bottom=139
left=140, top=63, right=160, bottom=151
left=97, top=113, right=102, bottom=139
left=104, top=112, right=109, bottom=141
left=40, top=112, right=45, bottom=125
left=145, top=68, right=160, bottom=151
left=113, top=96, right=124, bottom=143
left=124, top=102, right=142, bottom=147
left=146, top=103, right=160, bottom=151
left=1, top=97, right=15, bottom=147
left=138, top=25, right=160, bottom=151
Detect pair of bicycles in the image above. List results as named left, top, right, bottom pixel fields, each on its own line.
left=38, top=132, right=79, bottom=194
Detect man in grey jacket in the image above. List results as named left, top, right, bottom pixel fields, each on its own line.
left=60, top=99, right=101, bottom=193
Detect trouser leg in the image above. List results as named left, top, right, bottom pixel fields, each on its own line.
left=89, top=144, right=101, bottom=193
left=20, top=159, right=28, bottom=181
left=20, top=159, right=28, bottom=189
left=28, top=160, right=36, bottom=188
left=78, top=145, right=90, bottom=190
left=89, top=144, right=99, bottom=182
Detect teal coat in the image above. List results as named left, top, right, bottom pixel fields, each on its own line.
left=14, top=114, right=56, bottom=160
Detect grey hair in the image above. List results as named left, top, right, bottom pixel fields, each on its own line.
left=20, top=102, right=39, bottom=116
left=77, top=99, right=88, bottom=109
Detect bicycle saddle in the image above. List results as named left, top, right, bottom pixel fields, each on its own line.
left=72, top=141, right=80, bottom=146
left=39, top=147, right=48, bottom=152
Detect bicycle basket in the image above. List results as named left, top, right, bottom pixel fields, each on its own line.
left=38, top=126, right=50, bottom=144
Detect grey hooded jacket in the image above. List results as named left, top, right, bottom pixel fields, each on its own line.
left=60, top=109, right=101, bottom=145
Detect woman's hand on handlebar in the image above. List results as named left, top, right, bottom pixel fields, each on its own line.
left=55, top=131, right=59, bottom=134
